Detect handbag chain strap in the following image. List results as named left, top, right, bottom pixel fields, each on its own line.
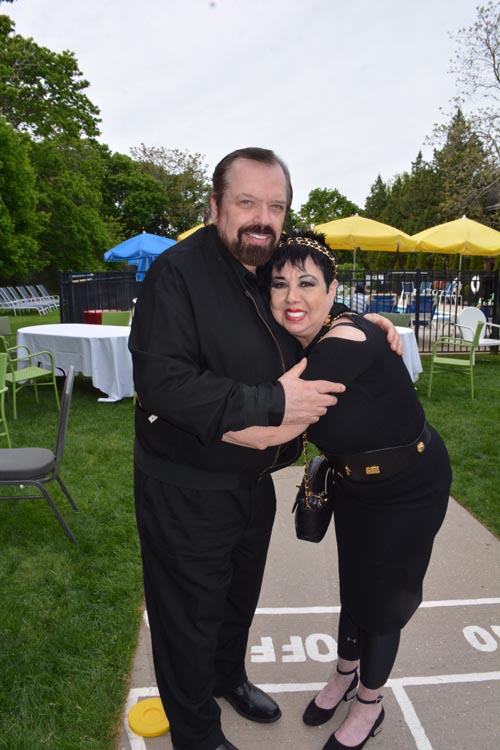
left=302, top=431, right=312, bottom=510
left=302, top=431, right=331, bottom=509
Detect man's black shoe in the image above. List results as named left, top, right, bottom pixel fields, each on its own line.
left=220, top=680, right=281, bottom=723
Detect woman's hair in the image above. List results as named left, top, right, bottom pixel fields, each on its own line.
left=355, top=283, right=365, bottom=294
left=260, top=229, right=337, bottom=289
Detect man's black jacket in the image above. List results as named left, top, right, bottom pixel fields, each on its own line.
left=129, top=225, right=302, bottom=487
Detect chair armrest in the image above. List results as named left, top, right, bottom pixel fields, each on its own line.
left=486, top=321, right=500, bottom=334
left=8, top=343, right=31, bottom=357
left=9, top=349, right=56, bottom=369
left=432, top=335, right=473, bottom=351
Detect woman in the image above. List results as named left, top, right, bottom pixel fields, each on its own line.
left=223, top=230, right=451, bottom=750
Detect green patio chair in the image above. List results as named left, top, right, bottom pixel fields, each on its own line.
left=428, top=321, right=484, bottom=400
left=0, top=353, right=11, bottom=447
left=0, top=335, right=60, bottom=419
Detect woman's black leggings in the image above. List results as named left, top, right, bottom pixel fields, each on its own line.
left=337, top=608, right=401, bottom=690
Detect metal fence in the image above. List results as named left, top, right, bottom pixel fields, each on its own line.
left=57, top=267, right=499, bottom=354
left=335, top=268, right=499, bottom=352
left=58, top=270, right=140, bottom=324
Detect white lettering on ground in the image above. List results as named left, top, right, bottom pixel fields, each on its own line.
left=463, top=625, right=499, bottom=651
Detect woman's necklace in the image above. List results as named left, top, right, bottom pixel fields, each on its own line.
left=305, top=308, right=360, bottom=354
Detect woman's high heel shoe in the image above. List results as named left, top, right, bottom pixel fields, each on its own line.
left=322, top=694, right=384, bottom=750
left=302, top=666, right=358, bottom=726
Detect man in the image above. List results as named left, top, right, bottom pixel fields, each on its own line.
left=129, top=147, right=399, bottom=750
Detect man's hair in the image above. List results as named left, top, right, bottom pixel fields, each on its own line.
left=212, top=147, right=293, bottom=212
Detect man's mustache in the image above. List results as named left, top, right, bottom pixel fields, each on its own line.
left=237, top=225, right=277, bottom=242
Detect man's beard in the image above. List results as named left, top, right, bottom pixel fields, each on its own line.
left=221, top=224, right=278, bottom=267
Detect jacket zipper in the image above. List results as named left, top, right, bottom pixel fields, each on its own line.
left=243, top=289, right=301, bottom=475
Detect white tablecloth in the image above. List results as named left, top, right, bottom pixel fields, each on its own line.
left=396, top=325, right=422, bottom=382
left=17, top=323, right=134, bottom=402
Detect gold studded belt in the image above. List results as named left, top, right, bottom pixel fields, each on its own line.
left=324, top=423, right=431, bottom=483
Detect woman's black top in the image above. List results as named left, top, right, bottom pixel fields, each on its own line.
left=300, top=315, right=451, bottom=633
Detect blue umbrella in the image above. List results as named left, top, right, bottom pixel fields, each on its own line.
left=104, top=232, right=176, bottom=261
left=104, top=232, right=177, bottom=281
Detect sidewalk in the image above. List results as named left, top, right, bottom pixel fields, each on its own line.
left=118, top=466, right=500, bottom=750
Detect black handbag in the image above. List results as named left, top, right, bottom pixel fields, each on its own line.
left=292, top=433, right=334, bottom=543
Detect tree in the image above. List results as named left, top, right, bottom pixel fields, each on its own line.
left=296, top=187, right=360, bottom=227
left=364, top=175, right=388, bottom=220
left=0, top=15, right=101, bottom=139
left=130, top=145, right=210, bottom=235
left=30, top=137, right=118, bottom=278
left=450, top=1, right=500, bottom=158
left=0, top=117, right=43, bottom=281
left=100, top=150, right=168, bottom=238
left=433, top=108, right=494, bottom=222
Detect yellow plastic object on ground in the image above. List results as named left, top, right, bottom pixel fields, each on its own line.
left=128, top=697, right=170, bottom=737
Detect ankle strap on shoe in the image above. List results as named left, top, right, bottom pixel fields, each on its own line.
left=356, top=694, right=383, bottom=704
left=336, top=665, right=358, bottom=676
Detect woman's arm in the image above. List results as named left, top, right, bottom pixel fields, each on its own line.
left=222, top=422, right=307, bottom=450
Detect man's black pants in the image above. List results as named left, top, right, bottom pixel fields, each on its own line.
left=134, top=467, right=277, bottom=750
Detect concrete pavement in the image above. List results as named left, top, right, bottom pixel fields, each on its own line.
left=118, top=466, right=500, bottom=750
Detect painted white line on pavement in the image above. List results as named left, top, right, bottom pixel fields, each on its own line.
left=141, top=598, right=500, bottom=622
left=257, top=672, right=500, bottom=750
left=256, top=671, right=500, bottom=692
left=124, top=686, right=160, bottom=750
left=419, top=597, right=500, bottom=608
left=123, top=674, right=500, bottom=750
left=391, top=683, right=434, bottom=750
left=255, top=597, right=500, bottom=614
left=133, top=604, right=500, bottom=749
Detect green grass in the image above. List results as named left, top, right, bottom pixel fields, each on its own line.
left=0, top=312, right=143, bottom=750
left=417, top=352, right=500, bottom=537
left=0, top=313, right=498, bottom=749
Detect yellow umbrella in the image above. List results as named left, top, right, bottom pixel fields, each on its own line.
left=412, top=216, right=500, bottom=260
left=177, top=223, right=205, bottom=242
left=315, top=214, right=416, bottom=251
left=314, top=214, right=415, bottom=269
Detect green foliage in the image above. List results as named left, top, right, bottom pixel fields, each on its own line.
left=0, top=15, right=101, bottom=139
left=0, top=117, right=45, bottom=281
left=296, top=187, right=360, bottom=227
left=433, top=109, right=494, bottom=222
left=364, top=175, right=388, bottom=218
left=130, top=144, right=211, bottom=235
left=30, top=138, right=119, bottom=277
left=100, top=149, right=167, bottom=238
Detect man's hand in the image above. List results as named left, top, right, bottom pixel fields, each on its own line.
left=278, top=358, right=345, bottom=425
left=365, top=313, right=403, bottom=355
